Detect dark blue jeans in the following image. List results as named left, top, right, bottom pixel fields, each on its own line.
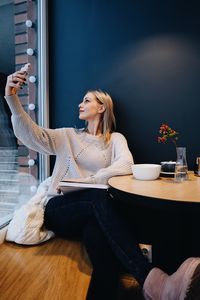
left=44, top=188, right=152, bottom=289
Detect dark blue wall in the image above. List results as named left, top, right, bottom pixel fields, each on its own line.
left=48, top=0, right=200, bottom=169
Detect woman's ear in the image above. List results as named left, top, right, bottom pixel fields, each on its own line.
left=98, top=105, right=106, bottom=113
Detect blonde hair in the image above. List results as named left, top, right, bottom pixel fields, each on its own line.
left=86, top=89, right=116, bottom=143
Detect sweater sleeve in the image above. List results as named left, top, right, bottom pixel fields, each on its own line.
left=4, top=94, right=61, bottom=155
left=92, top=133, right=134, bottom=184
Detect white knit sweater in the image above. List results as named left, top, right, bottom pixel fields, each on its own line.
left=5, top=95, right=134, bottom=197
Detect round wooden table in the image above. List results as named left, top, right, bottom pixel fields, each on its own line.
left=108, top=172, right=200, bottom=273
left=108, top=172, right=200, bottom=207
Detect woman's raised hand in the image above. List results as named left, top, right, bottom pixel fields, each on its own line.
left=5, top=63, right=31, bottom=96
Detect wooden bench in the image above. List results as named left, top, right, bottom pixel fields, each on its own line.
left=0, top=238, right=143, bottom=300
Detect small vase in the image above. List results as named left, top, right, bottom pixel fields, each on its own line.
left=174, top=147, right=188, bottom=182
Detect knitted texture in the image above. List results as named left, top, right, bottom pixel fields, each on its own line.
left=6, top=177, right=55, bottom=244
left=5, top=95, right=134, bottom=197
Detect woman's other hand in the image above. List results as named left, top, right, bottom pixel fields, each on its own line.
left=5, top=71, right=27, bottom=96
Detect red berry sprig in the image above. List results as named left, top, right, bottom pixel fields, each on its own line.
left=158, top=124, right=179, bottom=146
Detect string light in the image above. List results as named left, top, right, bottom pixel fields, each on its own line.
left=28, top=103, right=36, bottom=111
left=28, top=159, right=35, bottom=167
left=25, top=20, right=33, bottom=28
left=29, top=76, right=36, bottom=83
left=30, top=185, right=37, bottom=193
left=26, top=48, right=34, bottom=56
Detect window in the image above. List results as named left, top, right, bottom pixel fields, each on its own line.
left=0, top=0, right=49, bottom=229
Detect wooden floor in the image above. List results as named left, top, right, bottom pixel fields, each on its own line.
left=0, top=238, right=143, bottom=300
left=0, top=238, right=91, bottom=300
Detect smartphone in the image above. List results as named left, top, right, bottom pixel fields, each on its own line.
left=20, top=63, right=31, bottom=74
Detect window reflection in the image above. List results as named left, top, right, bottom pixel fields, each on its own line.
left=0, top=0, right=48, bottom=231
left=0, top=72, right=17, bottom=148
left=0, top=0, right=38, bottom=230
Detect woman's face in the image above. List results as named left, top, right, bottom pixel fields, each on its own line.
left=79, top=92, right=104, bottom=121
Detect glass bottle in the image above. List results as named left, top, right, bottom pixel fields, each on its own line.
left=174, top=147, right=188, bottom=182
left=194, top=157, right=200, bottom=176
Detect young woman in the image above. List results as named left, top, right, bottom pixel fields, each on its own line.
left=5, top=69, right=200, bottom=300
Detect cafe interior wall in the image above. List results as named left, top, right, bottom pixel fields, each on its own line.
left=48, top=0, right=200, bottom=171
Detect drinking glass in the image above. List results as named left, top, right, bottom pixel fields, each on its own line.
left=174, top=147, right=188, bottom=182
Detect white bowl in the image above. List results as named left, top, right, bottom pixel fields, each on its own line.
left=131, top=164, right=161, bottom=180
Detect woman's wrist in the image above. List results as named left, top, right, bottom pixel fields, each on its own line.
left=5, top=86, right=16, bottom=96
left=5, top=71, right=26, bottom=96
